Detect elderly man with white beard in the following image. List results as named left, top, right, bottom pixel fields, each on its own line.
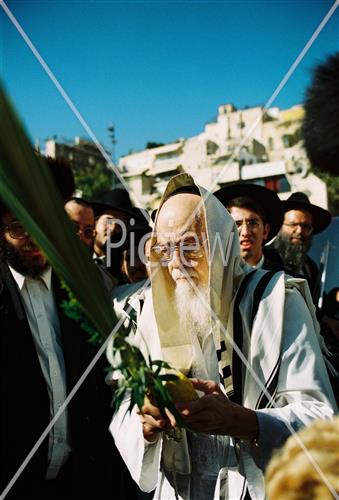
left=109, top=174, right=335, bottom=500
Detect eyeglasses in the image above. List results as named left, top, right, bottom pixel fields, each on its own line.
left=71, top=221, right=96, bottom=239
left=2, top=221, right=29, bottom=239
left=151, top=238, right=206, bottom=264
left=283, top=222, right=313, bottom=234
left=234, top=219, right=260, bottom=231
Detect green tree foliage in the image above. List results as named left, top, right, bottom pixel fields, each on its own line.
left=73, top=163, right=113, bottom=200
left=146, top=141, right=164, bottom=149
left=312, top=167, right=339, bottom=216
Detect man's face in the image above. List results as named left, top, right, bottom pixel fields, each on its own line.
left=94, top=210, right=130, bottom=252
left=281, top=209, right=313, bottom=245
left=155, top=193, right=209, bottom=287
left=229, top=206, right=270, bottom=266
left=65, top=200, right=95, bottom=249
left=0, top=212, right=48, bottom=277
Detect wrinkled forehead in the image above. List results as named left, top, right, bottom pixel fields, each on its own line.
left=284, top=209, right=312, bottom=223
left=156, top=193, right=205, bottom=241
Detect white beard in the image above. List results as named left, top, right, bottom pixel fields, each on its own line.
left=174, top=280, right=210, bottom=345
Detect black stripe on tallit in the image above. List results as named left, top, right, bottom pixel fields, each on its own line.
left=216, top=340, right=226, bottom=361
left=256, top=358, right=281, bottom=410
left=250, top=271, right=276, bottom=326
left=240, top=479, right=248, bottom=500
left=231, top=270, right=257, bottom=405
left=122, top=302, right=138, bottom=333
left=249, top=271, right=283, bottom=410
left=222, top=365, right=232, bottom=379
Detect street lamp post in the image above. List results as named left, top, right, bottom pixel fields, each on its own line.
left=107, top=122, right=117, bottom=188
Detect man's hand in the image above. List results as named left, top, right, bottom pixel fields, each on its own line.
left=176, top=379, right=259, bottom=441
left=138, top=396, right=176, bottom=443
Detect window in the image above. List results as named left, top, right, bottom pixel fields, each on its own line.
left=282, top=134, right=291, bottom=148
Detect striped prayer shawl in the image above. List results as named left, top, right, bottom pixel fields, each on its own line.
left=218, top=269, right=280, bottom=407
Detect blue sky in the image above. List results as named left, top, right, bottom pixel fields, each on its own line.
left=0, top=0, right=338, bottom=161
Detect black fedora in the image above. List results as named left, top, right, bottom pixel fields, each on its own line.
left=282, top=192, right=331, bottom=234
left=91, top=189, right=151, bottom=229
left=91, top=188, right=136, bottom=219
left=213, top=183, right=284, bottom=240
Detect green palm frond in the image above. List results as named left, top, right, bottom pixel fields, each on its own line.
left=0, top=84, right=185, bottom=426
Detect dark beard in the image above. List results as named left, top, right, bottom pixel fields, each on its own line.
left=0, top=236, right=49, bottom=278
left=273, top=234, right=312, bottom=274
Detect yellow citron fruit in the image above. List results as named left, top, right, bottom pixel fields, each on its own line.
left=164, top=372, right=199, bottom=402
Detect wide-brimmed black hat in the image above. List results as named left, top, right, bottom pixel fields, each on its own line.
left=91, top=188, right=136, bottom=219
left=213, top=183, right=284, bottom=240
left=91, top=188, right=151, bottom=231
left=282, top=192, right=331, bottom=234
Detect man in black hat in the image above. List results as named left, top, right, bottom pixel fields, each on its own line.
left=214, top=183, right=285, bottom=271
left=0, top=193, right=128, bottom=498
left=92, top=189, right=150, bottom=285
left=273, top=192, right=331, bottom=302
left=92, top=189, right=135, bottom=284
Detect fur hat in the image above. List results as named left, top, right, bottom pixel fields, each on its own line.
left=302, top=52, right=339, bottom=176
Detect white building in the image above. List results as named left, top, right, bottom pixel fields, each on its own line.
left=45, top=136, right=109, bottom=170
left=119, top=103, right=327, bottom=210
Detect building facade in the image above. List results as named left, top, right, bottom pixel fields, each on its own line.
left=118, top=103, right=327, bottom=210
left=45, top=136, right=109, bottom=170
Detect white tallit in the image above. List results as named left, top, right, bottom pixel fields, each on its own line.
left=110, top=173, right=336, bottom=500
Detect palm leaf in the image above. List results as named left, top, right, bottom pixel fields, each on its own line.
left=0, top=83, right=114, bottom=337
left=0, top=84, right=184, bottom=425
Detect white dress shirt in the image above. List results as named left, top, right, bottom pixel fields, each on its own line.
left=253, top=254, right=265, bottom=269
left=9, top=266, right=71, bottom=479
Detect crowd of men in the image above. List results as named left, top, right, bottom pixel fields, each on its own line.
left=1, top=53, right=339, bottom=500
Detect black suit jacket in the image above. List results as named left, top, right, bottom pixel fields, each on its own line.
left=0, top=265, right=134, bottom=499
left=262, top=246, right=286, bottom=272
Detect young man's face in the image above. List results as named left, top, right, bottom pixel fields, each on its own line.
left=229, top=206, right=270, bottom=266
left=0, top=212, right=48, bottom=277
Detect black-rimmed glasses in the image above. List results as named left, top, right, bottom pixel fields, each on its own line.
left=151, top=238, right=206, bottom=264
left=2, top=221, right=29, bottom=239
left=71, top=221, right=96, bottom=239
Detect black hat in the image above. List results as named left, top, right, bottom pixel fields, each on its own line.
left=44, top=156, right=75, bottom=202
left=91, top=188, right=151, bottom=230
left=282, top=192, right=331, bottom=234
left=91, top=188, right=136, bottom=219
left=213, top=183, right=284, bottom=240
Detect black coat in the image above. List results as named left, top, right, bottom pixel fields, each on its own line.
left=262, top=246, right=286, bottom=272
left=0, top=265, right=135, bottom=499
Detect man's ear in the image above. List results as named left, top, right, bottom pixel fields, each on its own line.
left=263, top=223, right=270, bottom=242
